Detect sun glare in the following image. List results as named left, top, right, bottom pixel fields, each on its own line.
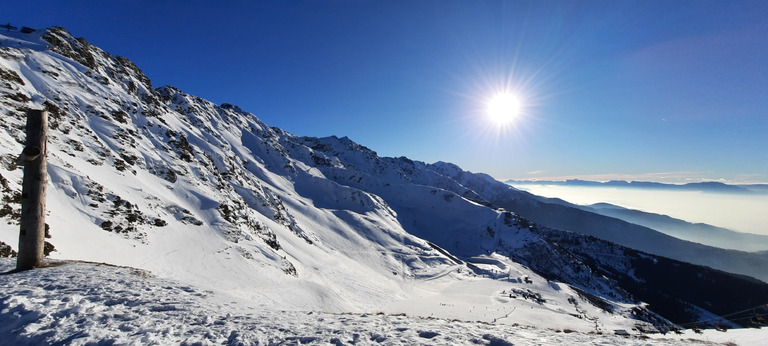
left=487, top=93, right=521, bottom=124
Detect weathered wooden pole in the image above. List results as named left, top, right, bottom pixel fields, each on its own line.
left=16, top=109, right=48, bottom=271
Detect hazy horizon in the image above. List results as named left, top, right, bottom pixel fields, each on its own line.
left=513, top=184, right=768, bottom=236
left=507, top=174, right=768, bottom=186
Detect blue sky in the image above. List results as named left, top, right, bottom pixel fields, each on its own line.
left=4, top=1, right=767, bottom=183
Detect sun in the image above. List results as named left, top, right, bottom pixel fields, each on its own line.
left=487, top=93, right=521, bottom=125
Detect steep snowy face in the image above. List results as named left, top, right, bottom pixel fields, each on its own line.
left=0, top=27, right=466, bottom=312
left=1, top=27, right=766, bottom=331
left=246, top=134, right=626, bottom=299
left=0, top=27, right=645, bottom=324
left=231, top=115, right=768, bottom=329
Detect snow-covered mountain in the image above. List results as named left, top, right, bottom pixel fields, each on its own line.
left=486, top=187, right=768, bottom=282
left=1, top=26, right=766, bottom=341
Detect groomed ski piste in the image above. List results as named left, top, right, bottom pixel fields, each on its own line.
left=4, top=259, right=765, bottom=345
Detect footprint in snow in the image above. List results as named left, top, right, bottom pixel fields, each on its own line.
left=418, top=330, right=439, bottom=339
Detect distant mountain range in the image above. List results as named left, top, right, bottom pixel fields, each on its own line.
left=582, top=202, right=768, bottom=252
left=1, top=26, right=767, bottom=333
left=506, top=179, right=768, bottom=194
left=526, top=196, right=768, bottom=253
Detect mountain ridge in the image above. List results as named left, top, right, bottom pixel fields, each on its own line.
left=507, top=179, right=768, bottom=194
left=1, top=26, right=766, bottom=332
left=581, top=202, right=768, bottom=252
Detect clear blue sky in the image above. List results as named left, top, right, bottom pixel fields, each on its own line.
left=4, top=1, right=768, bottom=183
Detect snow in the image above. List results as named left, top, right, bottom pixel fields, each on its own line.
left=2, top=258, right=748, bottom=345
left=1, top=27, right=766, bottom=344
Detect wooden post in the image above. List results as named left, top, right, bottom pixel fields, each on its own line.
left=16, top=109, right=48, bottom=271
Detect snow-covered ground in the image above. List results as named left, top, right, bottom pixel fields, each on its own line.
left=2, top=27, right=767, bottom=344
left=3, top=258, right=761, bottom=345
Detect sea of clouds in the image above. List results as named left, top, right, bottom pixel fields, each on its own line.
left=515, top=185, right=768, bottom=236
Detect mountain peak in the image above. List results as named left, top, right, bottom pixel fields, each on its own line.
left=41, top=26, right=102, bottom=71
left=38, top=26, right=153, bottom=92
left=1, top=26, right=766, bottom=334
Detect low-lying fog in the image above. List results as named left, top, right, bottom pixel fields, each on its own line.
left=513, top=185, right=768, bottom=236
